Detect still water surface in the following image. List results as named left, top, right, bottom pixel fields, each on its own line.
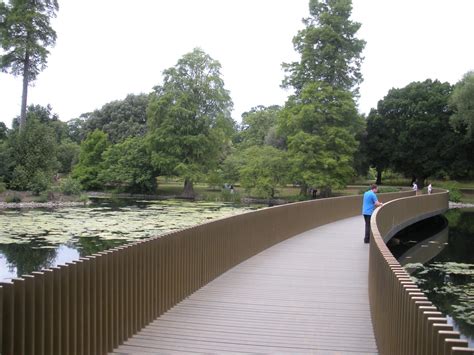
left=0, top=199, right=261, bottom=282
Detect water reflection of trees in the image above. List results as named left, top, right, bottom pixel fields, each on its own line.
left=73, top=236, right=126, bottom=258
left=0, top=242, right=57, bottom=277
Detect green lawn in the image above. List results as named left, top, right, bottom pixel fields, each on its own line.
left=155, top=177, right=474, bottom=204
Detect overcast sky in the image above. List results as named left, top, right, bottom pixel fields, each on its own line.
left=1, top=0, right=473, bottom=128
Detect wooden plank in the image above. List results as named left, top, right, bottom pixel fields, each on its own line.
left=113, top=216, right=379, bottom=354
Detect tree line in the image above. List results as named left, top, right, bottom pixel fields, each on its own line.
left=1, top=0, right=473, bottom=200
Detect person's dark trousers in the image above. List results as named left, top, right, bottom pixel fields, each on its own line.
left=363, top=214, right=371, bottom=243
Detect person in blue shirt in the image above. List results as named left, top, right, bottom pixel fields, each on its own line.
left=362, top=184, right=383, bottom=243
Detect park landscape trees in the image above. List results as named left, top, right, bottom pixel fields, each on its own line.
left=0, top=0, right=473, bottom=201
left=279, top=0, right=365, bottom=196
left=146, top=48, right=235, bottom=198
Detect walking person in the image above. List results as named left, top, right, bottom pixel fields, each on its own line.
left=362, top=184, right=383, bottom=244
left=428, top=183, right=432, bottom=194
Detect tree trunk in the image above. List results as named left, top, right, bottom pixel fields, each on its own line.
left=376, top=168, right=382, bottom=185
left=418, top=177, right=426, bottom=190
left=20, top=50, right=30, bottom=131
left=182, top=179, right=195, bottom=198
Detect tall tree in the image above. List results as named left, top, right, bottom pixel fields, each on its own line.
left=278, top=0, right=365, bottom=196
left=376, top=80, right=454, bottom=187
left=0, top=0, right=58, bottom=129
left=279, top=82, right=362, bottom=195
left=364, top=109, right=395, bottom=184
left=147, top=48, right=235, bottom=197
left=282, top=0, right=365, bottom=96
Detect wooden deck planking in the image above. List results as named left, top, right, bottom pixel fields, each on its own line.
left=111, top=216, right=378, bottom=354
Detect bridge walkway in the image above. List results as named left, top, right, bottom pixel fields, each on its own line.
left=111, top=216, right=378, bottom=354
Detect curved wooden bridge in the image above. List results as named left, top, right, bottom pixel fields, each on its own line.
left=112, top=216, right=376, bottom=354
left=1, top=190, right=473, bottom=355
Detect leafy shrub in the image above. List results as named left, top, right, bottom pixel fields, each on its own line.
left=436, top=181, right=462, bottom=202
left=10, top=165, right=29, bottom=190
left=0, top=181, right=6, bottom=194
left=60, top=177, right=82, bottom=195
left=28, top=171, right=51, bottom=195
left=5, top=193, right=21, bottom=203
left=448, top=188, right=462, bottom=202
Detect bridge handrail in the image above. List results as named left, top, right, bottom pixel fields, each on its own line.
left=370, top=189, right=474, bottom=354
left=1, top=190, right=455, bottom=355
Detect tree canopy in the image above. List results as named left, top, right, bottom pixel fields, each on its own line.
left=99, top=137, right=157, bottom=193
left=81, top=93, right=149, bottom=144
left=71, top=129, right=109, bottom=190
left=0, top=0, right=58, bottom=129
left=374, top=80, right=455, bottom=186
left=282, top=0, right=365, bottom=96
left=279, top=83, right=363, bottom=196
left=238, top=105, right=282, bottom=148
left=147, top=48, right=235, bottom=197
left=449, top=71, right=474, bottom=138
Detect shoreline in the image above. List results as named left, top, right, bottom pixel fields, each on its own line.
left=449, top=202, right=474, bottom=209
left=0, top=201, right=91, bottom=209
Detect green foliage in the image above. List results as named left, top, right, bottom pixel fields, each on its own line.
left=0, top=140, right=14, bottom=183
left=206, top=170, right=224, bottom=190
left=282, top=0, right=365, bottom=96
left=365, top=109, right=395, bottom=183
left=99, top=137, right=157, bottom=194
left=28, top=170, right=50, bottom=195
left=147, top=48, right=235, bottom=196
left=59, top=176, right=82, bottom=195
left=8, top=117, right=58, bottom=190
left=450, top=71, right=474, bottom=138
left=238, top=105, right=282, bottom=148
left=279, top=82, right=361, bottom=193
left=81, top=94, right=149, bottom=143
left=437, top=181, right=462, bottom=202
left=219, top=189, right=241, bottom=203
left=0, top=122, right=7, bottom=140
left=66, top=117, right=87, bottom=144
left=56, top=140, right=80, bottom=174
left=0, top=0, right=59, bottom=127
left=0, top=181, right=6, bottom=193
left=374, top=79, right=455, bottom=187
left=239, top=146, right=289, bottom=199
left=72, top=130, right=109, bottom=190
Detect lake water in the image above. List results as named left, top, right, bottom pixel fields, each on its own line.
left=0, top=198, right=261, bottom=282
left=389, top=208, right=474, bottom=347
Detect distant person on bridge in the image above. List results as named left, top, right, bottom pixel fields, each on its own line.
left=362, top=184, right=383, bottom=244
